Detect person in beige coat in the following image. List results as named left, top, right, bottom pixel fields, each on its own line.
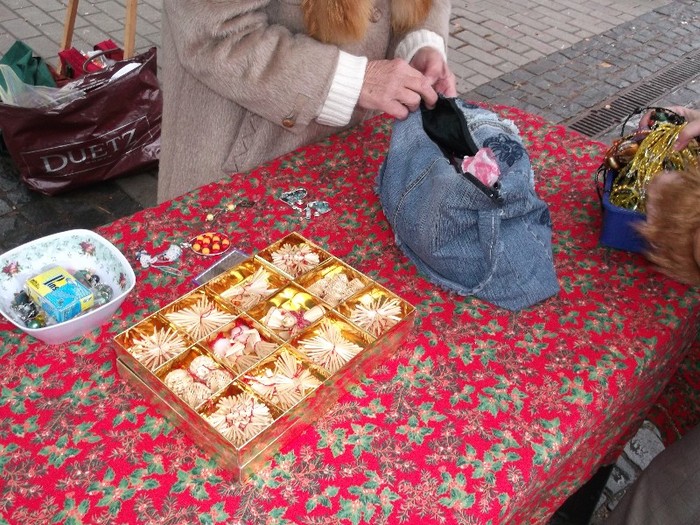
left=158, top=0, right=456, bottom=202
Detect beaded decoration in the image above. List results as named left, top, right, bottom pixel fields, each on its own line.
left=130, top=326, right=188, bottom=370
left=164, top=296, right=236, bottom=341
left=297, top=320, right=363, bottom=373
left=349, top=295, right=403, bottom=337
left=246, top=351, right=321, bottom=410
left=609, top=122, right=699, bottom=212
left=270, top=242, right=320, bottom=277
left=206, top=392, right=275, bottom=447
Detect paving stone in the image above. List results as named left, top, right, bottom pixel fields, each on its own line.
left=623, top=424, right=666, bottom=471
left=0, top=197, right=12, bottom=215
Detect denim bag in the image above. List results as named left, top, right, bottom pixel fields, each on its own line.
left=377, top=98, right=559, bottom=311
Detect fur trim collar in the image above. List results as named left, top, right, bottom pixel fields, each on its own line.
left=302, top=0, right=432, bottom=45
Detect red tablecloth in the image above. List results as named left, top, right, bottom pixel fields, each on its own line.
left=2, top=106, right=698, bottom=525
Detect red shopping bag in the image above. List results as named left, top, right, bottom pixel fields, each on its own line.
left=57, top=39, right=124, bottom=79
left=0, top=47, right=161, bottom=195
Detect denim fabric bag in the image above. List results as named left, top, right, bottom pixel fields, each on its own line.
left=377, top=98, right=559, bottom=311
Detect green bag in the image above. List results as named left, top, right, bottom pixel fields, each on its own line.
left=0, top=40, right=56, bottom=89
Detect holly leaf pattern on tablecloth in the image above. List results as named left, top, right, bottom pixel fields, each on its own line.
left=0, top=107, right=697, bottom=525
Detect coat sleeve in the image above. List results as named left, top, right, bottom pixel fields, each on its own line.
left=163, top=0, right=341, bottom=129
left=392, top=0, right=451, bottom=59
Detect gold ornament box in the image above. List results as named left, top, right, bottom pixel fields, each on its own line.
left=113, top=232, right=415, bottom=481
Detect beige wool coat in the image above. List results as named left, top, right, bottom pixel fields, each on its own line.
left=158, top=0, right=451, bottom=203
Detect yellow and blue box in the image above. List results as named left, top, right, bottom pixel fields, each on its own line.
left=26, top=266, right=94, bottom=323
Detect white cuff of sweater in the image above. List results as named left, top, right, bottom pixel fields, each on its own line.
left=317, top=51, right=368, bottom=127
left=394, top=30, right=446, bottom=62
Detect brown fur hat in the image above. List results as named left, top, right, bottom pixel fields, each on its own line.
left=635, top=163, right=700, bottom=286
left=301, top=0, right=432, bottom=45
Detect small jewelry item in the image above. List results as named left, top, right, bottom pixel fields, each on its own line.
left=206, top=392, right=275, bottom=447
left=135, top=243, right=187, bottom=275
left=73, top=269, right=114, bottom=306
left=205, top=202, right=237, bottom=223
left=164, top=295, right=236, bottom=341
left=11, top=290, right=41, bottom=326
left=349, top=295, right=403, bottom=337
left=280, top=188, right=308, bottom=212
left=303, top=200, right=332, bottom=220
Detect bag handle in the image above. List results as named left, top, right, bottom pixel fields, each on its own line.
left=82, top=49, right=123, bottom=74
left=57, top=0, right=137, bottom=75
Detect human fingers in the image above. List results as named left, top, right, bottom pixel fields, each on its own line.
left=410, top=48, right=457, bottom=98
left=641, top=106, right=699, bottom=129
left=638, top=109, right=655, bottom=130
left=674, top=119, right=700, bottom=151
left=359, top=59, right=436, bottom=117
left=433, top=69, right=457, bottom=97
left=673, top=106, right=700, bottom=125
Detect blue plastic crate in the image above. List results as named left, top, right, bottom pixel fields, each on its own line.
left=599, top=170, right=647, bottom=253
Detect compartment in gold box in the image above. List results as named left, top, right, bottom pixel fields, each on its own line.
left=160, top=289, right=237, bottom=342
left=240, top=347, right=328, bottom=411
left=203, top=316, right=283, bottom=377
left=337, top=286, right=414, bottom=337
left=297, top=258, right=368, bottom=307
left=255, top=232, right=329, bottom=278
left=114, top=313, right=192, bottom=372
left=290, top=313, right=372, bottom=374
left=198, top=382, right=282, bottom=449
left=247, top=284, right=326, bottom=341
left=205, top=259, right=289, bottom=311
left=156, top=345, right=236, bottom=409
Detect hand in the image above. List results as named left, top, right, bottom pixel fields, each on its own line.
left=358, top=58, right=438, bottom=120
left=409, top=47, right=457, bottom=98
left=639, top=105, right=700, bottom=150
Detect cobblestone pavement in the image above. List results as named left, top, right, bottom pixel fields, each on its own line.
left=0, top=0, right=698, bottom=255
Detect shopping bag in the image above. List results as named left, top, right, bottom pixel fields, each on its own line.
left=0, top=47, right=161, bottom=195
left=58, top=39, right=124, bottom=79
left=378, top=98, right=559, bottom=311
left=0, top=40, right=57, bottom=89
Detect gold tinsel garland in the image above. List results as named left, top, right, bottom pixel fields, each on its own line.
left=609, top=122, right=699, bottom=212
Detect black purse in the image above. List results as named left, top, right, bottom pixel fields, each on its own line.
left=421, top=96, right=502, bottom=203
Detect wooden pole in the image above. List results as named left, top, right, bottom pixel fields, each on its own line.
left=124, top=0, right=138, bottom=59
left=58, top=0, right=79, bottom=74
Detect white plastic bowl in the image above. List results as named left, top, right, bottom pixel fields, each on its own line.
left=0, top=229, right=136, bottom=345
